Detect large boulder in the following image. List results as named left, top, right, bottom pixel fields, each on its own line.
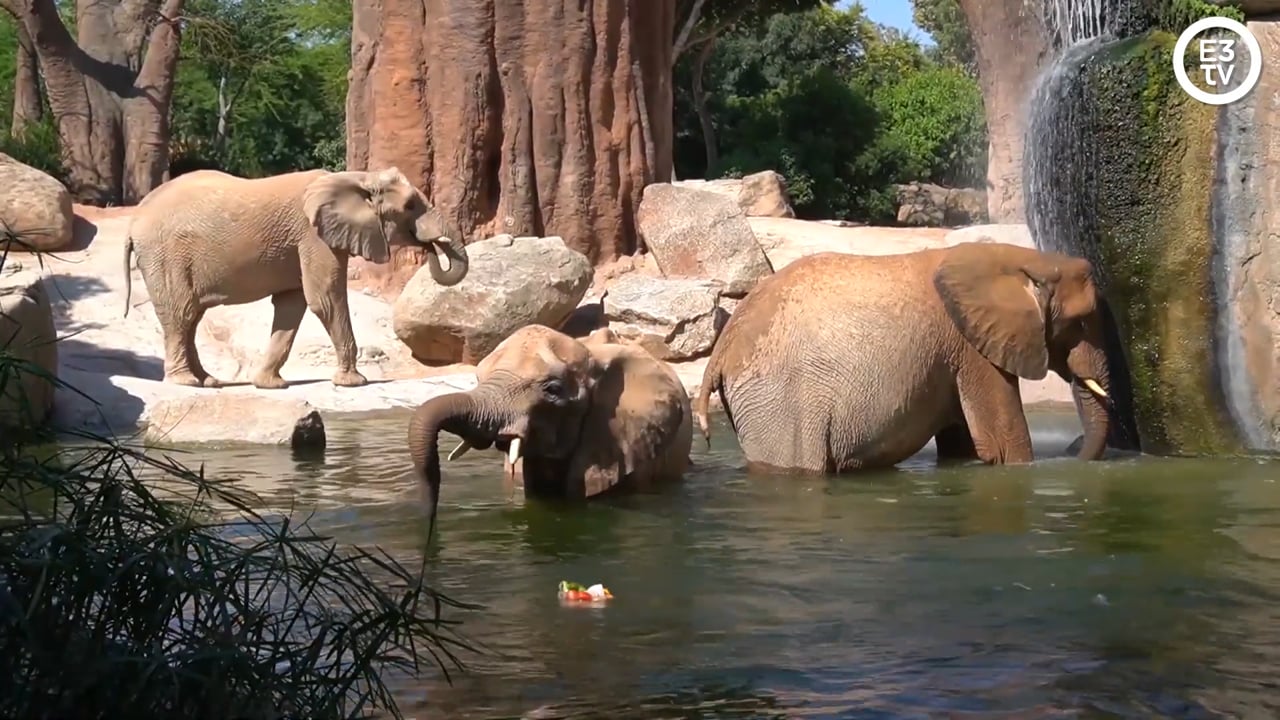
left=943, top=224, right=1034, bottom=249
left=602, top=274, right=728, bottom=361
left=143, top=394, right=326, bottom=450
left=894, top=182, right=989, bottom=228
left=671, top=170, right=796, bottom=218
left=0, top=262, right=57, bottom=431
left=392, top=234, right=593, bottom=364
left=637, top=183, right=774, bottom=296
left=0, top=154, right=74, bottom=252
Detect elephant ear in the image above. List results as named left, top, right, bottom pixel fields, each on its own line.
left=568, top=348, right=686, bottom=498
left=301, top=170, right=393, bottom=263
left=933, top=243, right=1050, bottom=380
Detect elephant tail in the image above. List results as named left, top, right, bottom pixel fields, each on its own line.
left=122, top=234, right=134, bottom=319
left=693, top=366, right=718, bottom=451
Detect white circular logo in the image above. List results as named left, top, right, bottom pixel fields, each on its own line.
left=1173, top=17, right=1263, bottom=106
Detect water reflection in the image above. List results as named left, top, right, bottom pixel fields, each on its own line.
left=136, top=407, right=1280, bottom=718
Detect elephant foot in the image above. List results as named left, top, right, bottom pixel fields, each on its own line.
left=252, top=373, right=289, bottom=390
left=201, top=375, right=225, bottom=389
left=332, top=370, right=368, bottom=388
left=165, top=371, right=207, bottom=388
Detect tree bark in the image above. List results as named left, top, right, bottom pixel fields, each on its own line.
left=10, top=21, right=42, bottom=138
left=957, top=0, right=1049, bottom=223
left=346, top=0, right=675, bottom=293
left=691, top=37, right=717, bottom=175
left=6, top=0, right=184, bottom=205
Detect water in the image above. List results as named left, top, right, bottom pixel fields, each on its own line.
left=176, top=409, right=1280, bottom=718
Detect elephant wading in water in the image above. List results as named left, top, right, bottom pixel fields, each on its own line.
left=408, top=325, right=693, bottom=529
left=694, top=242, right=1118, bottom=473
left=122, top=167, right=470, bottom=389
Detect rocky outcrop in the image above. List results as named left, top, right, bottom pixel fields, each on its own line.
left=672, top=170, right=796, bottom=218
left=392, top=234, right=593, bottom=364
left=894, top=182, right=989, bottom=227
left=0, top=262, right=57, bottom=431
left=943, top=224, right=1033, bottom=249
left=345, top=0, right=674, bottom=298
left=0, top=154, right=74, bottom=252
left=957, top=0, right=1050, bottom=223
left=143, top=395, right=326, bottom=450
left=637, top=183, right=774, bottom=296
left=602, top=274, right=728, bottom=361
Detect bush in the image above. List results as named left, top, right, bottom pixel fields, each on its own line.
left=869, top=65, right=988, bottom=189
left=0, top=270, right=475, bottom=719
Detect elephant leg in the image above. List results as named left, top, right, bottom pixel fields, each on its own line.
left=252, top=289, right=307, bottom=389
left=154, top=294, right=212, bottom=388
left=183, top=307, right=224, bottom=388
left=935, top=422, right=979, bottom=463
left=955, top=361, right=1034, bottom=464
left=300, top=263, right=367, bottom=388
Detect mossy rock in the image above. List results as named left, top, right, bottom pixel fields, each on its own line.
left=1027, top=30, right=1244, bottom=456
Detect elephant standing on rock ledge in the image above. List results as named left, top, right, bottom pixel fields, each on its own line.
left=122, top=167, right=470, bottom=389
left=694, top=242, right=1120, bottom=473
left=407, top=325, right=693, bottom=530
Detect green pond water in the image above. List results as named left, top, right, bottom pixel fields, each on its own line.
left=177, top=408, right=1280, bottom=719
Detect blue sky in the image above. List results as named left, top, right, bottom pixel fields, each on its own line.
left=836, top=0, right=937, bottom=45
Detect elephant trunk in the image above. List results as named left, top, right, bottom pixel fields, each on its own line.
left=1065, top=333, right=1112, bottom=461
left=407, top=392, right=479, bottom=534
left=415, top=208, right=469, bottom=287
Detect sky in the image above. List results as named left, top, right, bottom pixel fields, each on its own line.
left=836, top=0, right=937, bottom=45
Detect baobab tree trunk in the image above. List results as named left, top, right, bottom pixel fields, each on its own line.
left=958, top=0, right=1049, bottom=223
left=346, top=0, right=675, bottom=293
left=10, top=22, right=42, bottom=138
left=4, top=0, right=184, bottom=205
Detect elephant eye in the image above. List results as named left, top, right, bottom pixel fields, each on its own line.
left=542, top=379, right=566, bottom=398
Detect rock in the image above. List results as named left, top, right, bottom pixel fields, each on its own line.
left=957, top=0, right=1049, bottom=223
left=603, top=275, right=727, bottom=361
left=672, top=170, right=796, bottom=218
left=142, top=395, right=326, bottom=450
left=0, top=153, right=75, bottom=252
left=637, top=183, right=774, bottom=296
left=392, top=234, right=593, bottom=364
left=894, top=182, right=989, bottom=227
left=345, top=0, right=674, bottom=292
left=747, top=217, right=952, bottom=270
left=0, top=264, right=57, bottom=431
left=943, top=224, right=1034, bottom=249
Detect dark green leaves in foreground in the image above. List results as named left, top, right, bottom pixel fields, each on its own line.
left=0, top=344, right=477, bottom=719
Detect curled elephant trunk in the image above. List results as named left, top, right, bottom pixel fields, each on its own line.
left=407, top=392, right=478, bottom=534
left=415, top=210, right=469, bottom=287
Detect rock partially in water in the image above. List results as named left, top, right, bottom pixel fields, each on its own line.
left=142, top=394, right=327, bottom=450
left=392, top=234, right=593, bottom=364
left=1024, top=30, right=1253, bottom=455
left=0, top=264, right=57, bottom=431
left=602, top=274, right=728, bottom=361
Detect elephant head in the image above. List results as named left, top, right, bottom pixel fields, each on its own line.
left=932, top=242, right=1115, bottom=461
left=300, top=167, right=469, bottom=286
left=407, top=325, right=684, bottom=531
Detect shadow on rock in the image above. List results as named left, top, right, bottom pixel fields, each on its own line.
left=56, top=337, right=164, bottom=381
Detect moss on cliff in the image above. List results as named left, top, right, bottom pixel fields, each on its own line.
left=1077, top=30, right=1242, bottom=455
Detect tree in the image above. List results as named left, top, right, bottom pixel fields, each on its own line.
left=346, top=0, right=675, bottom=287
left=1, top=0, right=184, bottom=204
left=911, top=0, right=975, bottom=73
left=8, top=20, right=39, bottom=138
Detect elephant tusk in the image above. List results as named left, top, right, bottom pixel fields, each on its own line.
left=1082, top=378, right=1109, bottom=399
left=507, top=437, right=523, bottom=466
left=447, top=440, right=472, bottom=461
left=433, top=239, right=452, bottom=272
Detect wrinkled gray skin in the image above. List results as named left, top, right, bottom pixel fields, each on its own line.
left=694, top=242, right=1116, bottom=473
left=123, top=167, right=469, bottom=389
left=408, top=325, right=692, bottom=533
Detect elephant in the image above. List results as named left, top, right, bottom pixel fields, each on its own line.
left=693, top=241, right=1120, bottom=473
left=407, top=324, right=693, bottom=530
left=121, top=167, right=469, bottom=389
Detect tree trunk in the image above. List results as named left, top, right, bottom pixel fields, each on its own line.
left=10, top=21, right=42, bottom=138
left=957, top=0, right=1049, bottom=223
left=346, top=0, right=675, bottom=294
left=691, top=37, right=718, bottom=176
left=7, top=0, right=183, bottom=205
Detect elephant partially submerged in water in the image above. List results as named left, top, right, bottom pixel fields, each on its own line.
left=407, top=325, right=693, bottom=529
left=695, top=242, right=1122, bottom=473
left=123, top=167, right=469, bottom=389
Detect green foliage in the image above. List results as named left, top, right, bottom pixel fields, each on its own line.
left=0, top=302, right=477, bottom=716
left=1159, top=0, right=1245, bottom=29
left=910, top=0, right=975, bottom=74
left=0, top=119, right=63, bottom=183
left=676, top=2, right=988, bottom=223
